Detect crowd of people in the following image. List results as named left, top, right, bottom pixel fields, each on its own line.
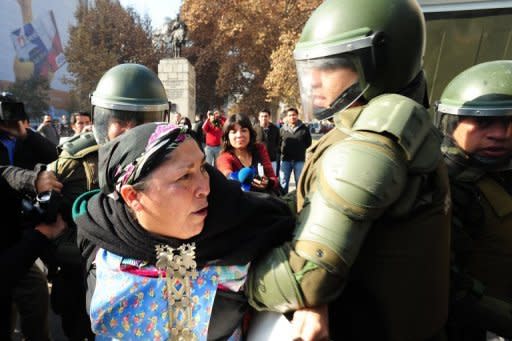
left=1, top=0, right=512, bottom=340
left=188, top=107, right=312, bottom=196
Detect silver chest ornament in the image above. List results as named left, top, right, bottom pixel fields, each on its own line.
left=155, top=243, right=199, bottom=341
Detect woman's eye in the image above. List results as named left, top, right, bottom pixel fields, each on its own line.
left=200, top=164, right=207, bottom=173
left=178, top=173, right=191, bottom=181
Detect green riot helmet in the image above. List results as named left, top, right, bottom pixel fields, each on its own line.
left=91, top=63, right=169, bottom=144
left=294, top=0, right=426, bottom=120
left=436, top=60, right=512, bottom=170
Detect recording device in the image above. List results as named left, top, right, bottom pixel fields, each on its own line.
left=228, top=167, right=256, bottom=192
left=208, top=110, right=222, bottom=127
left=0, top=92, right=26, bottom=121
left=21, top=190, right=62, bottom=226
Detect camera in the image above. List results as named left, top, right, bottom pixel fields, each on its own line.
left=213, top=118, right=222, bottom=127
left=21, top=191, right=62, bottom=226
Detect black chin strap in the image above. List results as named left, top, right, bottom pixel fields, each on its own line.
left=313, top=70, right=429, bottom=120
left=314, top=82, right=366, bottom=120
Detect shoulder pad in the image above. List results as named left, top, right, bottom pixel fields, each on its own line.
left=352, top=94, right=432, bottom=161
left=59, top=132, right=98, bottom=157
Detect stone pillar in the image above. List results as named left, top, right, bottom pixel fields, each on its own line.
left=158, top=58, right=196, bottom=120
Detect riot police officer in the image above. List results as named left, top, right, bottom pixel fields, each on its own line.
left=246, top=0, right=451, bottom=340
left=436, top=60, right=512, bottom=340
left=47, top=63, right=169, bottom=340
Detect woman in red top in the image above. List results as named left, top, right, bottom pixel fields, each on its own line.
left=216, top=113, right=279, bottom=193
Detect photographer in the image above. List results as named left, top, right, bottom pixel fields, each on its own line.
left=202, top=110, right=226, bottom=166
left=0, top=92, right=60, bottom=340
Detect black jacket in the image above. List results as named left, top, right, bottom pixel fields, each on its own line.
left=1, top=129, right=57, bottom=247
left=254, top=123, right=280, bottom=162
left=280, top=121, right=312, bottom=162
left=0, top=129, right=57, bottom=337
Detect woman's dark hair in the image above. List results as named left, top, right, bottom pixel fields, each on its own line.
left=221, top=113, right=257, bottom=153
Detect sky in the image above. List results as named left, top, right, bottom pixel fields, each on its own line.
left=119, top=0, right=182, bottom=29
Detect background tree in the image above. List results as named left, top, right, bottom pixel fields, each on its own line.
left=7, top=76, right=50, bottom=121
left=181, top=0, right=321, bottom=117
left=65, top=0, right=162, bottom=109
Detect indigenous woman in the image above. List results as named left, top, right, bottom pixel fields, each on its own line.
left=74, top=123, right=293, bottom=340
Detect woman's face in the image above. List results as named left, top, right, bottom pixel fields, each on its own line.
left=130, top=138, right=210, bottom=239
left=228, top=123, right=250, bottom=150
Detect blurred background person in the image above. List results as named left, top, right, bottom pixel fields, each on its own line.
left=192, top=113, right=206, bottom=147
left=178, top=116, right=192, bottom=130
left=254, top=109, right=281, bottom=175
left=217, top=113, right=279, bottom=194
left=37, top=113, right=60, bottom=145
left=279, top=107, right=311, bottom=193
left=70, top=111, right=92, bottom=136
left=202, top=110, right=225, bottom=166
left=59, top=114, right=73, bottom=138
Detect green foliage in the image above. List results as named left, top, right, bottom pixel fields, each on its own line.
left=64, top=0, right=163, bottom=109
left=181, top=0, right=321, bottom=115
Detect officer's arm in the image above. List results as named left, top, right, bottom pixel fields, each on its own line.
left=246, top=133, right=408, bottom=311
left=246, top=94, right=440, bottom=312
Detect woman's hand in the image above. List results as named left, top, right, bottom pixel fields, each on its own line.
left=252, top=175, right=269, bottom=190
left=291, top=305, right=330, bottom=341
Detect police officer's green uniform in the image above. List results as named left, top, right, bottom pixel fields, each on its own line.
left=246, top=1, right=451, bottom=340
left=436, top=61, right=512, bottom=340
left=46, top=63, right=169, bottom=340
left=50, top=132, right=99, bottom=202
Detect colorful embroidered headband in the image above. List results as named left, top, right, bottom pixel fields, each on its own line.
left=113, top=124, right=189, bottom=194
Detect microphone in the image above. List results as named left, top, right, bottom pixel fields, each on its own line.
left=228, top=167, right=255, bottom=191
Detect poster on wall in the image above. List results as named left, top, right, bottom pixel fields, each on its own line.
left=0, top=0, right=77, bottom=93
left=10, top=10, right=66, bottom=79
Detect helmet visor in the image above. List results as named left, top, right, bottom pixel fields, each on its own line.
left=296, top=54, right=369, bottom=121
left=93, top=107, right=166, bottom=144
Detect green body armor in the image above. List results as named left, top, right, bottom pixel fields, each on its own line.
left=247, top=94, right=451, bottom=340
left=48, top=132, right=100, bottom=206
left=448, top=174, right=512, bottom=338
